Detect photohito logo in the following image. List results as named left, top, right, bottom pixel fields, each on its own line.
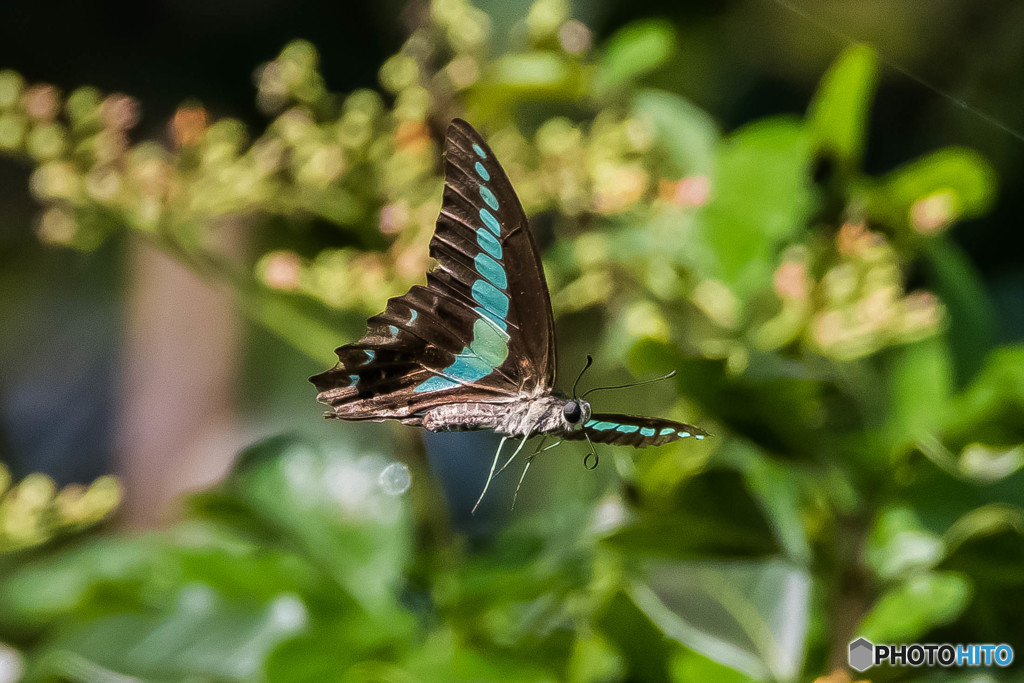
left=848, top=637, right=1014, bottom=672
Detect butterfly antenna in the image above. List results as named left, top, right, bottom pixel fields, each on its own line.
left=581, top=370, right=676, bottom=399
left=571, top=355, right=594, bottom=399
left=583, top=430, right=600, bottom=470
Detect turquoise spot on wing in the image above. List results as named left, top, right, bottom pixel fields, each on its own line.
left=472, top=280, right=509, bottom=320
left=479, top=186, right=499, bottom=211
left=695, top=434, right=705, bottom=440
left=474, top=253, right=507, bottom=289
left=388, top=325, right=399, bottom=335
left=409, top=310, right=418, bottom=323
left=474, top=161, right=490, bottom=181
left=472, top=143, right=486, bottom=158
left=414, top=305, right=512, bottom=394
left=411, top=280, right=514, bottom=393
left=640, top=427, right=656, bottom=437
left=591, top=421, right=617, bottom=431
left=415, top=375, right=460, bottom=393
left=480, top=208, right=501, bottom=235
left=348, top=374, right=359, bottom=386
left=362, top=350, right=375, bottom=363
left=475, top=307, right=507, bottom=331
left=469, top=317, right=509, bottom=367
left=446, top=353, right=492, bottom=382
left=616, top=424, right=639, bottom=434
left=476, top=228, right=502, bottom=260
left=659, top=427, right=674, bottom=436
left=679, top=431, right=691, bottom=438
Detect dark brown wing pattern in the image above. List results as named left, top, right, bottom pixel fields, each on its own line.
left=310, top=119, right=557, bottom=422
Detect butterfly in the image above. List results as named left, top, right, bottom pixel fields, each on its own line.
left=311, top=119, right=707, bottom=507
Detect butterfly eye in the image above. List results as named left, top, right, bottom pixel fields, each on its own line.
left=562, top=401, right=582, bottom=423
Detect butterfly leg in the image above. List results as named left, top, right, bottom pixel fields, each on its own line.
left=511, top=439, right=562, bottom=510
left=537, top=439, right=563, bottom=455
left=512, top=457, right=534, bottom=511
left=472, top=435, right=507, bottom=515
left=474, top=433, right=532, bottom=514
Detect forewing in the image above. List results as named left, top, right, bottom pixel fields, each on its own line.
left=431, top=118, right=556, bottom=390
left=564, top=413, right=708, bottom=448
left=311, top=119, right=556, bottom=421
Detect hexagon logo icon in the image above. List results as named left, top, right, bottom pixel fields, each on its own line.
left=849, top=637, right=874, bottom=672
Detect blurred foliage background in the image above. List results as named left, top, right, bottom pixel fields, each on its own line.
left=1, top=0, right=1023, bottom=680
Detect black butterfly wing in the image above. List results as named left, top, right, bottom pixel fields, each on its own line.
left=564, top=414, right=709, bottom=447
left=311, top=119, right=556, bottom=422
left=430, top=119, right=556, bottom=390
left=310, top=285, right=520, bottom=422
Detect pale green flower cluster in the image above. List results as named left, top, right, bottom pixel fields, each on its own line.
left=0, top=464, right=120, bottom=553
left=0, top=0, right=989, bottom=376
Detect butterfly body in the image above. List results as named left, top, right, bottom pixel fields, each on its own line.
left=311, top=119, right=707, bottom=450
left=419, top=394, right=592, bottom=437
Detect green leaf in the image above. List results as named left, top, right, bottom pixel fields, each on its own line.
left=29, top=585, right=307, bottom=682
left=807, top=44, right=878, bottom=170
left=957, top=444, right=1024, bottom=483
left=939, top=506, right=1024, bottom=638
left=470, top=52, right=586, bottom=118
left=402, top=631, right=558, bottom=683
left=669, top=649, right=756, bottom=683
left=865, top=506, right=944, bottom=581
left=882, top=337, right=954, bottom=455
left=169, top=526, right=324, bottom=604
left=597, top=19, right=677, bottom=95
left=488, top=53, right=580, bottom=93
left=942, top=344, right=1024, bottom=442
left=719, top=440, right=812, bottom=565
left=866, top=147, right=997, bottom=233
left=264, top=606, right=419, bottom=682
left=922, top=239, right=997, bottom=384
left=568, top=632, right=626, bottom=683
left=263, top=635, right=350, bottom=683
left=857, top=571, right=972, bottom=643
left=630, top=559, right=810, bottom=682
left=225, top=435, right=412, bottom=614
left=606, top=470, right=781, bottom=560
left=0, top=537, right=163, bottom=630
left=632, top=89, right=719, bottom=176
left=944, top=503, right=1024, bottom=556
left=597, top=591, right=677, bottom=682
left=697, top=118, right=814, bottom=299
left=925, top=239, right=995, bottom=385
left=631, top=342, right=831, bottom=460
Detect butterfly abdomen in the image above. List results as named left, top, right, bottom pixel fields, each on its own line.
left=421, top=393, right=580, bottom=438
left=421, top=402, right=509, bottom=432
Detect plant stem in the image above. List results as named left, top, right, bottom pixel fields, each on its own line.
left=827, top=514, right=873, bottom=672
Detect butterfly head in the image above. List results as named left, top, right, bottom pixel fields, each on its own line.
left=560, top=398, right=592, bottom=432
